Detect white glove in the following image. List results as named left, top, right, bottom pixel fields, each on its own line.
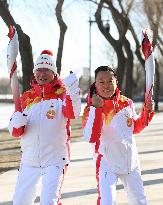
left=9, top=111, right=27, bottom=129
left=63, top=73, right=79, bottom=95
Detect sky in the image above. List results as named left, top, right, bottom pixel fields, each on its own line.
left=0, top=0, right=117, bottom=80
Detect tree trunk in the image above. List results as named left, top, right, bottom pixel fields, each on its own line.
left=124, top=38, right=134, bottom=98
left=16, top=24, right=34, bottom=92
left=55, top=0, right=67, bottom=75
left=95, top=0, right=127, bottom=89
left=116, top=49, right=126, bottom=90
left=117, top=0, right=145, bottom=67
left=154, top=60, right=160, bottom=111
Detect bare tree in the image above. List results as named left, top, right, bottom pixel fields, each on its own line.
left=117, top=0, right=145, bottom=67
left=95, top=0, right=135, bottom=97
left=0, top=0, right=34, bottom=92
left=55, top=0, right=67, bottom=75
left=157, top=36, right=163, bottom=56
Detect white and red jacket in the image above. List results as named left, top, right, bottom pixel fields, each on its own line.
left=9, top=77, right=81, bottom=167
left=82, top=88, right=154, bottom=174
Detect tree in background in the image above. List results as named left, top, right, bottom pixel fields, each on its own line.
left=55, top=0, right=67, bottom=75
left=0, top=0, right=162, bottom=110
left=95, top=0, right=130, bottom=93
left=0, top=0, right=33, bottom=92
left=89, top=0, right=163, bottom=110
left=94, top=0, right=142, bottom=98
left=0, top=78, right=11, bottom=94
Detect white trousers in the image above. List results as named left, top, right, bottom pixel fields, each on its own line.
left=13, top=164, right=65, bottom=205
left=96, top=156, right=147, bottom=205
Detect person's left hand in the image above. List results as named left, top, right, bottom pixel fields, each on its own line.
left=145, top=99, right=154, bottom=112
left=63, top=72, right=79, bottom=95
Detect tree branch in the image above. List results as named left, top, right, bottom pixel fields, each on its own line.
left=55, top=0, right=67, bottom=75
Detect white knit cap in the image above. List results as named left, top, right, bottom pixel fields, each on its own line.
left=33, top=50, right=57, bottom=73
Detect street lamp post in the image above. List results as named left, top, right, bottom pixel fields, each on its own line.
left=88, top=17, right=110, bottom=89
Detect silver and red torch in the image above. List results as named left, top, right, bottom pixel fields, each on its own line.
left=142, top=30, right=155, bottom=126
left=7, top=26, right=22, bottom=112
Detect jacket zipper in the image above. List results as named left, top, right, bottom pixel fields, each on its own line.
left=118, top=112, right=130, bottom=174
left=38, top=87, right=44, bottom=167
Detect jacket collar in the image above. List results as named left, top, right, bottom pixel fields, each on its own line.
left=86, top=83, right=121, bottom=106
left=30, top=75, right=64, bottom=97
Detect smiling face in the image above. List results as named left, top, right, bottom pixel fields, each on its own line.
left=95, top=70, right=117, bottom=99
left=34, top=68, right=55, bottom=85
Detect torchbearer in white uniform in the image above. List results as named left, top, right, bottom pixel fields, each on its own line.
left=8, top=47, right=81, bottom=204
left=82, top=32, right=155, bottom=205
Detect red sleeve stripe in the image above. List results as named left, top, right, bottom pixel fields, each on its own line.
left=90, top=108, right=103, bottom=143
left=133, top=107, right=154, bottom=134
left=62, top=95, right=75, bottom=119
left=83, top=106, right=103, bottom=143
left=83, top=106, right=96, bottom=142
left=68, top=94, right=81, bottom=118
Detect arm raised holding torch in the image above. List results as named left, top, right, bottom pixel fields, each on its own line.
left=8, top=26, right=27, bottom=137
left=141, top=30, right=155, bottom=126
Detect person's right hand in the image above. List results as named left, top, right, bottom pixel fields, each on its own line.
left=63, top=72, right=79, bottom=95
left=9, top=111, right=27, bottom=128
left=145, top=99, right=154, bottom=112
left=92, top=94, right=104, bottom=108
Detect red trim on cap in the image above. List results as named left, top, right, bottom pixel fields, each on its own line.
left=41, top=50, right=53, bottom=56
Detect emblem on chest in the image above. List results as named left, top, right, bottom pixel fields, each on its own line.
left=46, top=110, right=55, bottom=119
left=127, top=118, right=133, bottom=127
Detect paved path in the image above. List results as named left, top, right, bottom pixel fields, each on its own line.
left=0, top=112, right=163, bottom=205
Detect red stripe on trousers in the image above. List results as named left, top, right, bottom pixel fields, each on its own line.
left=57, top=166, right=68, bottom=205
left=96, top=154, right=102, bottom=205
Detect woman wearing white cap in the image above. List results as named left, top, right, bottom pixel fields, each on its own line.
left=8, top=50, right=81, bottom=205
